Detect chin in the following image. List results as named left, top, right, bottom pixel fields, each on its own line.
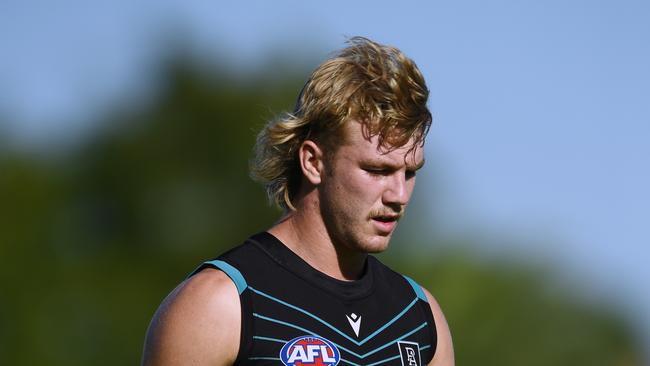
left=364, top=245, right=389, bottom=254
left=357, top=235, right=392, bottom=253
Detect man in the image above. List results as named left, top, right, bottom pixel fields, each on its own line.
left=142, top=37, right=454, bottom=366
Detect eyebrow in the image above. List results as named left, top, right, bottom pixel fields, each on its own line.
left=363, top=157, right=425, bottom=171
left=411, top=158, right=426, bottom=171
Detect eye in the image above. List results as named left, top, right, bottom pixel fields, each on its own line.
left=364, top=167, right=389, bottom=176
left=405, top=170, right=417, bottom=179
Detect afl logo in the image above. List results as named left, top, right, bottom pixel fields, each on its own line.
left=280, top=335, right=341, bottom=366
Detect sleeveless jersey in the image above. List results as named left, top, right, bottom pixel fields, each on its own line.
left=190, top=232, right=437, bottom=366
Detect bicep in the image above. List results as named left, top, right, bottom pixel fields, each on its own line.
left=423, top=288, right=454, bottom=366
left=142, top=269, right=241, bottom=366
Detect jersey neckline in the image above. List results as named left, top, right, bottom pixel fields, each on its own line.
left=247, top=232, right=376, bottom=300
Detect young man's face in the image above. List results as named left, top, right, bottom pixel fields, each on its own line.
left=318, top=120, right=425, bottom=254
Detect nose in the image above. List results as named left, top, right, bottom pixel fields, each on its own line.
left=383, top=172, right=410, bottom=208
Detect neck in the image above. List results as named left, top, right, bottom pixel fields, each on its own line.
left=268, top=197, right=367, bottom=281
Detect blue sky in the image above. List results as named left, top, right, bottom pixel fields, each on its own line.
left=2, top=0, right=648, bottom=343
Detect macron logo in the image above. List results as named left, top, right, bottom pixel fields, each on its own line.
left=346, top=313, right=362, bottom=337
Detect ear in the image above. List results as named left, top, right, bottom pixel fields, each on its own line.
left=298, top=140, right=324, bottom=185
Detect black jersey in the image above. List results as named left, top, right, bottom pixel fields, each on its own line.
left=190, top=232, right=437, bottom=366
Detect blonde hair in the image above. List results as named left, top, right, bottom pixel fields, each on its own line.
left=251, top=36, right=432, bottom=210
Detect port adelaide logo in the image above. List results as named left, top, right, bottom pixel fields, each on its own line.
left=280, top=335, right=341, bottom=366
left=397, top=341, right=421, bottom=366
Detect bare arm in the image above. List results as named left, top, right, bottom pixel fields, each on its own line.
left=142, top=269, right=241, bottom=366
left=423, top=288, right=454, bottom=366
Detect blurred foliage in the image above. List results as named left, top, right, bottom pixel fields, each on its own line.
left=0, top=55, right=642, bottom=365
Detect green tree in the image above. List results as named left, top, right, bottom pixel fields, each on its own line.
left=0, top=55, right=642, bottom=365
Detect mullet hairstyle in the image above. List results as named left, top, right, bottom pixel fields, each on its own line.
left=251, top=36, right=432, bottom=211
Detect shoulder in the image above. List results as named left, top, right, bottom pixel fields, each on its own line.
left=421, top=287, right=455, bottom=366
left=142, top=268, right=241, bottom=366
left=378, top=257, right=455, bottom=366
left=370, top=258, right=454, bottom=365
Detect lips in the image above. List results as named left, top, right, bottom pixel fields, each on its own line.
left=373, top=215, right=399, bottom=223
left=371, top=215, right=400, bottom=234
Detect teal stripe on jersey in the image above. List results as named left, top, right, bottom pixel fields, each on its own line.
left=253, top=312, right=427, bottom=360
left=366, top=354, right=401, bottom=366
left=252, top=336, right=287, bottom=344
left=248, top=357, right=281, bottom=361
left=402, top=275, right=428, bottom=303
left=339, top=359, right=362, bottom=366
left=199, top=260, right=248, bottom=294
left=251, top=286, right=418, bottom=346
